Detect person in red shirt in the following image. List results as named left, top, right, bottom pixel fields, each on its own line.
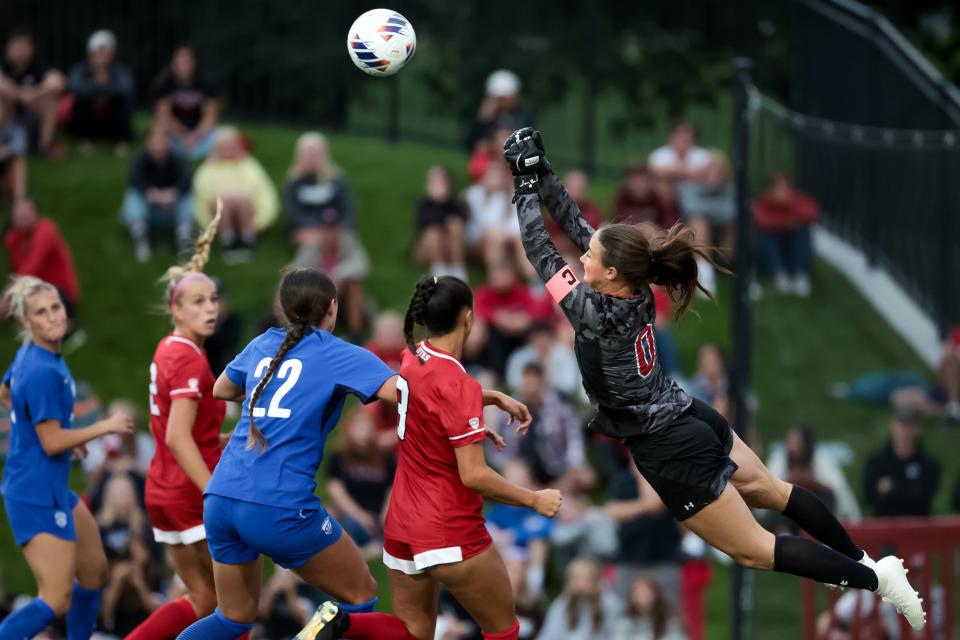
left=940, top=325, right=960, bottom=422
left=468, top=261, right=555, bottom=378
left=364, top=310, right=408, bottom=451
left=3, top=197, right=79, bottom=315
left=126, top=207, right=247, bottom=640
left=611, top=164, right=675, bottom=229
left=383, top=275, right=561, bottom=640
left=752, top=171, right=820, bottom=297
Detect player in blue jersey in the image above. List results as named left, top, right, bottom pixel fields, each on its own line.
left=0, top=276, right=133, bottom=640
left=178, top=267, right=453, bottom=640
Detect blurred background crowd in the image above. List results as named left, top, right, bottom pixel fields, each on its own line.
left=1, top=1, right=960, bottom=638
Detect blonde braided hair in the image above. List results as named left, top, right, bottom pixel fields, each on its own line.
left=162, top=198, right=221, bottom=306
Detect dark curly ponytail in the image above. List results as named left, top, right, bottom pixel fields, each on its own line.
left=598, top=222, right=723, bottom=319
left=247, top=268, right=337, bottom=452
left=403, top=275, right=473, bottom=361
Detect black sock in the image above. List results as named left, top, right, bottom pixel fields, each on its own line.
left=783, top=484, right=862, bottom=561
left=774, top=536, right=878, bottom=591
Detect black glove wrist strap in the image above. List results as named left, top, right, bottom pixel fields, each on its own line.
left=513, top=174, right=539, bottom=202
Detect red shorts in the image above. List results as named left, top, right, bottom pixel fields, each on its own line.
left=382, top=533, right=492, bottom=575
left=146, top=498, right=206, bottom=545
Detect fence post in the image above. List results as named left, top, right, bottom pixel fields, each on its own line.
left=730, top=56, right=755, bottom=640
left=580, top=0, right=598, bottom=175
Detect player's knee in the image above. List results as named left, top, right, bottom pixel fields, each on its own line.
left=730, top=545, right=773, bottom=571
left=189, top=585, right=219, bottom=617
left=77, top=558, right=110, bottom=590
left=217, top=600, right=257, bottom=624
left=341, top=573, right=378, bottom=606
left=41, top=584, right=74, bottom=617
left=737, top=476, right=784, bottom=510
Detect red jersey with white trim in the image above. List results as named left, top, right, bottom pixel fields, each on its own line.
left=384, top=342, right=489, bottom=548
left=145, top=335, right=225, bottom=507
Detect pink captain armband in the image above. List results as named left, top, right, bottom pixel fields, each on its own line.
left=546, top=266, right=580, bottom=303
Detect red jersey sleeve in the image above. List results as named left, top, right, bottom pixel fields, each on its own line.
left=166, top=348, right=210, bottom=400
left=437, top=375, right=486, bottom=448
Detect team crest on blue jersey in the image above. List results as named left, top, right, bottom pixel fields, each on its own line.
left=322, top=516, right=333, bottom=535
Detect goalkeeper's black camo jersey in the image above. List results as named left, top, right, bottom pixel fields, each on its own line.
left=516, top=173, right=691, bottom=438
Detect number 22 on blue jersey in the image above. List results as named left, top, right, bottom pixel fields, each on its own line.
left=250, top=357, right=303, bottom=419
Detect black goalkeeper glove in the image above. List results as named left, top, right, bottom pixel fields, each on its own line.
left=503, top=127, right=552, bottom=177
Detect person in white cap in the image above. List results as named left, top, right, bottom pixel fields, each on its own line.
left=66, top=29, right=134, bottom=156
left=466, top=68, right=534, bottom=152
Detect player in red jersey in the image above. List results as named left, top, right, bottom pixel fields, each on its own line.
left=382, top=275, right=562, bottom=640
left=127, top=205, right=248, bottom=640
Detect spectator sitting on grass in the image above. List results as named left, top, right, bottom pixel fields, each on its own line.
left=513, top=362, right=595, bottom=493
left=863, top=405, right=940, bottom=517
left=648, top=121, right=711, bottom=183
left=677, top=150, right=735, bottom=263
left=612, top=164, right=673, bottom=229
left=97, top=473, right=158, bottom=635
left=257, top=565, right=315, bottom=640
left=193, top=125, right=278, bottom=263
left=152, top=45, right=220, bottom=159
left=605, top=462, right=678, bottom=569
left=752, top=171, right=819, bottom=297
left=467, top=69, right=534, bottom=152
left=0, top=99, right=27, bottom=202
left=466, top=259, right=554, bottom=379
left=468, top=124, right=514, bottom=183
left=683, top=343, right=728, bottom=407
left=537, top=557, right=622, bottom=640
left=505, top=322, right=581, bottom=402
left=285, top=132, right=369, bottom=339
left=766, top=424, right=861, bottom=524
left=364, top=311, right=408, bottom=449
left=504, top=553, right=546, bottom=638
left=120, top=124, right=194, bottom=262
left=465, top=153, right=535, bottom=280
left=612, top=577, right=686, bottom=640
left=66, top=29, right=134, bottom=156
left=412, top=165, right=467, bottom=280
left=0, top=29, right=66, bottom=158
left=486, top=460, right=553, bottom=598
left=3, top=197, right=79, bottom=317
left=324, top=409, right=395, bottom=560
left=283, top=131, right=357, bottom=239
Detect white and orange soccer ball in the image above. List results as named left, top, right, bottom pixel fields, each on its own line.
left=346, top=9, right=416, bottom=77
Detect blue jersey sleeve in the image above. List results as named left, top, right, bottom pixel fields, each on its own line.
left=334, top=343, right=395, bottom=404
left=225, top=337, right=257, bottom=387
left=22, top=364, right=70, bottom=424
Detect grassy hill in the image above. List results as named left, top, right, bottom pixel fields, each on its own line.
left=0, top=121, right=948, bottom=637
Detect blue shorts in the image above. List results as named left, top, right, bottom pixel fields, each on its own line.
left=3, top=491, right=80, bottom=546
left=204, top=494, right=343, bottom=569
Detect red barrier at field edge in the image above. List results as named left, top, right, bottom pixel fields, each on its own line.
left=802, top=517, right=960, bottom=640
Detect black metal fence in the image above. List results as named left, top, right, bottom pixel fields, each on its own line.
left=0, top=0, right=792, bottom=178
left=761, top=0, right=960, bottom=334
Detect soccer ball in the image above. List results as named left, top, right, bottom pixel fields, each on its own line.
left=347, top=9, right=416, bottom=77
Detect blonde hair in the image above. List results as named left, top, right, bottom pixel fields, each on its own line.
left=97, top=473, right=145, bottom=534
left=288, top=131, right=341, bottom=184
left=161, top=198, right=221, bottom=306
left=706, top=148, right=731, bottom=177
left=212, top=125, right=240, bottom=147
left=3, top=276, right=59, bottom=341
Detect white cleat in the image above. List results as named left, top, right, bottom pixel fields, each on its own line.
left=873, top=555, right=926, bottom=631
